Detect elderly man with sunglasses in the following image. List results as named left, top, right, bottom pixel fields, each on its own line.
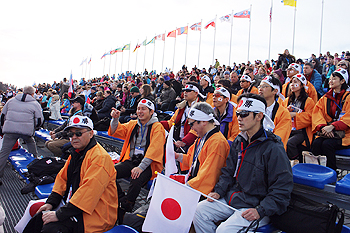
left=212, top=87, right=239, bottom=145
left=33, top=115, right=118, bottom=233
left=174, top=102, right=230, bottom=195
left=193, top=93, right=293, bottom=233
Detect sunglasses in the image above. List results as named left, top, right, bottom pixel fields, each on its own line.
left=240, top=80, right=248, bottom=83
left=188, top=120, right=200, bottom=127
left=67, top=130, right=90, bottom=138
left=216, top=84, right=223, bottom=88
left=236, top=110, right=254, bottom=118
left=339, top=63, right=347, bottom=67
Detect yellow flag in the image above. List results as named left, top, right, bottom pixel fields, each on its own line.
left=283, top=0, right=296, bottom=7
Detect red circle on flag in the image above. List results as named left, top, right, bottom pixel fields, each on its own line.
left=161, top=198, right=181, bottom=220
left=141, top=99, right=147, bottom=103
left=73, top=117, right=80, bottom=124
left=238, top=100, right=244, bottom=108
left=29, top=202, right=45, bottom=217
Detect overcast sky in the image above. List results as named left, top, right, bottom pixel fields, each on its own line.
left=1, top=0, right=349, bottom=88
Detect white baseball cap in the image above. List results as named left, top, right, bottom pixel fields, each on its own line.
left=65, top=115, right=94, bottom=131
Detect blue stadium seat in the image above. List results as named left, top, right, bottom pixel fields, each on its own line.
left=104, top=225, right=138, bottom=233
left=35, top=183, right=54, bottom=199
left=336, top=173, right=350, bottom=196
left=163, top=111, right=175, bottom=116
left=256, top=223, right=279, bottom=232
left=336, top=149, right=350, bottom=156
left=96, top=131, right=125, bottom=143
left=48, top=119, right=65, bottom=125
left=292, top=163, right=336, bottom=189
left=342, top=225, right=350, bottom=233
left=35, top=129, right=52, bottom=141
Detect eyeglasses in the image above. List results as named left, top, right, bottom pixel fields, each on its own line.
left=213, top=93, right=223, bottom=98
left=188, top=120, right=200, bottom=127
left=258, top=85, right=270, bottom=89
left=339, top=63, right=347, bottom=67
left=67, top=130, right=90, bottom=138
left=216, top=85, right=222, bottom=88
left=236, top=110, right=255, bottom=118
left=240, top=80, right=247, bottom=83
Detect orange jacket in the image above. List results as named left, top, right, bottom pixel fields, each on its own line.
left=52, top=143, right=118, bottom=233
left=270, top=102, right=292, bottom=149
left=312, top=91, right=350, bottom=146
left=236, top=86, right=258, bottom=97
left=181, top=129, right=230, bottom=195
left=281, top=81, right=318, bottom=104
left=108, top=120, right=165, bottom=179
left=282, top=97, right=315, bottom=147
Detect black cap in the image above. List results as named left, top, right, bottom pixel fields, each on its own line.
left=70, top=95, right=85, bottom=106
left=164, top=80, right=171, bottom=87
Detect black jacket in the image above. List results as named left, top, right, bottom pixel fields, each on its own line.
left=97, top=95, right=117, bottom=119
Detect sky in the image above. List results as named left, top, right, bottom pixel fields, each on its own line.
left=0, top=0, right=349, bottom=88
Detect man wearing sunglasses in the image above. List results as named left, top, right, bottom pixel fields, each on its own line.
left=109, top=99, right=164, bottom=223
left=35, top=115, right=118, bottom=233
left=212, top=87, right=239, bottom=145
left=194, top=93, right=293, bottom=233
left=174, top=102, right=230, bottom=195
left=160, top=82, right=203, bottom=152
left=236, top=75, right=259, bottom=97
left=258, top=76, right=292, bottom=149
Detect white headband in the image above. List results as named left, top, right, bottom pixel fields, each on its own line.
left=237, top=97, right=275, bottom=131
left=214, top=87, right=230, bottom=99
left=202, top=75, right=211, bottom=85
left=138, top=99, right=155, bottom=111
left=292, top=74, right=308, bottom=90
left=288, top=63, right=302, bottom=73
left=261, top=76, right=285, bottom=101
left=188, top=108, right=220, bottom=125
left=240, top=75, right=252, bottom=83
left=334, top=68, right=349, bottom=84
left=183, top=84, right=200, bottom=93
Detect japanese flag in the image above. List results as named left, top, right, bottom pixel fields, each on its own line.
left=142, top=173, right=201, bottom=233
left=14, top=199, right=47, bottom=233
left=165, top=125, right=177, bottom=176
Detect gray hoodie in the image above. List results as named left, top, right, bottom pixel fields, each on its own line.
left=1, top=93, right=43, bottom=136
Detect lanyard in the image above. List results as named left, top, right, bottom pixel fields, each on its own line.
left=73, top=110, right=82, bottom=116
left=139, top=123, right=148, bottom=147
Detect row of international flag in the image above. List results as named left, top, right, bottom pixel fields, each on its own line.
left=80, top=0, right=296, bottom=65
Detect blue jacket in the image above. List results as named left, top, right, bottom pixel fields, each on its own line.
left=310, top=69, right=324, bottom=96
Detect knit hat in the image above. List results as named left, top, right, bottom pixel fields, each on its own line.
left=130, top=86, right=140, bottom=93
left=164, top=80, right=171, bottom=87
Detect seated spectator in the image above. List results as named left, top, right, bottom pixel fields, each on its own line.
left=312, top=68, right=350, bottom=171
left=97, top=90, right=117, bottom=119
left=175, top=102, right=230, bottom=195
left=33, top=115, right=118, bottom=233
left=157, top=81, right=176, bottom=111
left=120, top=85, right=130, bottom=107
left=193, top=93, right=293, bottom=233
left=140, top=84, right=154, bottom=102
left=272, top=68, right=285, bottom=84
left=244, top=67, right=261, bottom=87
left=160, top=82, right=203, bottom=152
left=154, top=77, right=164, bottom=97
left=88, top=86, right=97, bottom=100
left=303, top=62, right=324, bottom=98
left=257, top=65, right=267, bottom=80
left=49, top=94, right=62, bottom=120
left=212, top=87, right=239, bottom=145
left=91, top=91, right=104, bottom=111
left=258, top=76, right=292, bottom=149
left=119, top=87, right=141, bottom=123
left=200, top=75, right=214, bottom=97
left=60, top=93, right=70, bottom=114
left=281, top=63, right=318, bottom=104
left=230, top=71, right=241, bottom=95
left=236, top=75, right=259, bottom=96
left=282, top=74, right=315, bottom=160
left=108, top=99, right=164, bottom=222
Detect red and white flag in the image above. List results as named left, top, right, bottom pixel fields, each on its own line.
left=190, top=22, right=201, bottom=31
left=167, top=30, right=177, bottom=38
left=142, top=173, right=201, bottom=233
left=68, top=72, right=73, bottom=98
left=204, top=18, right=216, bottom=29
left=165, top=125, right=177, bottom=176
left=155, top=33, right=165, bottom=41
left=15, top=199, right=47, bottom=233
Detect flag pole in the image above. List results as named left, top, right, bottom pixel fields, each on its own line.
left=103, top=53, right=106, bottom=75
left=85, top=58, right=88, bottom=78
left=115, top=52, right=118, bottom=75
left=128, top=41, right=131, bottom=72
left=319, top=0, right=324, bottom=54
left=198, top=19, right=202, bottom=68
left=247, top=5, right=252, bottom=62
left=292, top=3, right=297, bottom=55
left=143, top=37, right=147, bottom=72
left=212, top=15, right=217, bottom=65
left=184, top=23, right=189, bottom=66
left=162, top=30, right=166, bottom=72
left=135, top=40, right=139, bottom=74
left=109, top=49, right=112, bottom=76
left=81, top=59, right=84, bottom=78
left=152, top=34, right=156, bottom=73
left=229, top=10, right=234, bottom=66
left=268, top=0, right=273, bottom=61
left=89, top=55, right=92, bottom=80
left=172, top=30, right=177, bottom=72
left=121, top=50, right=124, bottom=74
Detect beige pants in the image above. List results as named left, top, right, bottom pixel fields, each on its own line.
left=45, top=138, right=70, bottom=157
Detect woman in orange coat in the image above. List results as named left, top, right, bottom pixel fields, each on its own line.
left=282, top=74, right=315, bottom=160
left=312, top=68, right=350, bottom=171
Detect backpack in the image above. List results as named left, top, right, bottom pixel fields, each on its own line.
left=270, top=192, right=344, bottom=233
